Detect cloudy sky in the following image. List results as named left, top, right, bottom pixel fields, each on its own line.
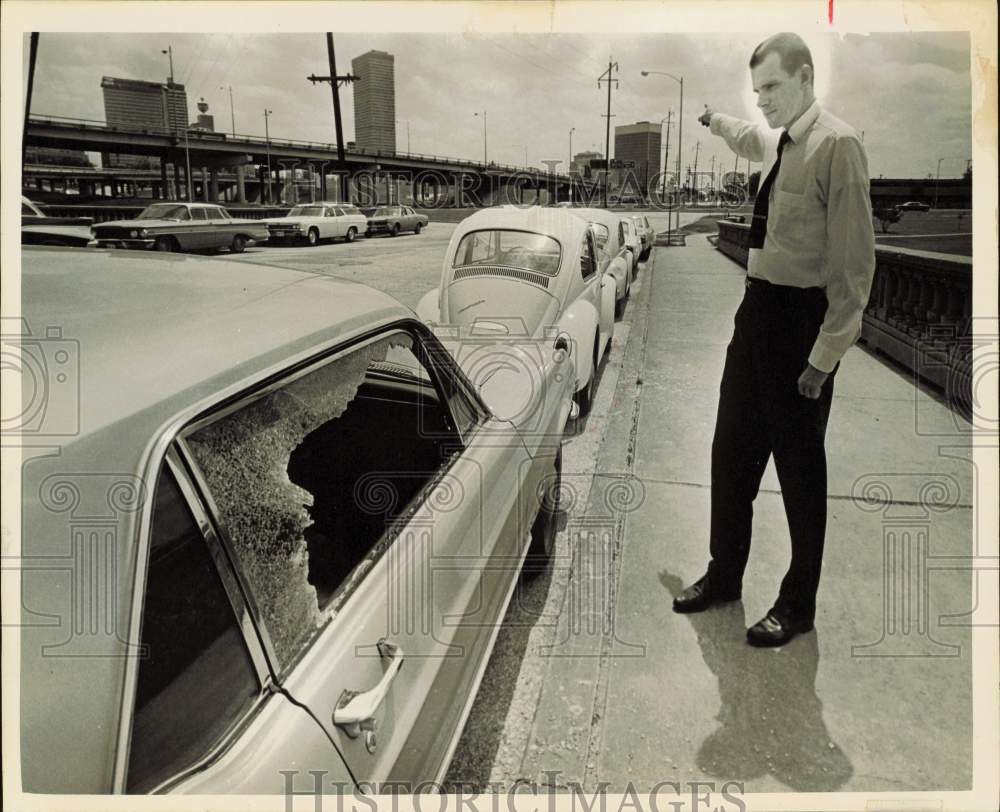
left=24, top=30, right=971, bottom=179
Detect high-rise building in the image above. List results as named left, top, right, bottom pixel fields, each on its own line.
left=101, top=76, right=190, bottom=168
left=570, top=150, right=605, bottom=180
left=351, top=50, right=396, bottom=153
left=614, top=121, right=662, bottom=195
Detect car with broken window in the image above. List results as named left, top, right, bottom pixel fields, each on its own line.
left=569, top=207, right=634, bottom=319
left=265, top=202, right=368, bottom=245
left=365, top=205, right=429, bottom=237
left=19, top=246, right=573, bottom=794
left=92, top=201, right=268, bottom=253
left=621, top=216, right=642, bottom=277
left=416, top=205, right=616, bottom=417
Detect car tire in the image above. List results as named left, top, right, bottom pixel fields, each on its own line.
left=574, top=346, right=598, bottom=419
left=307, top=228, right=320, bottom=246
left=523, top=446, right=563, bottom=578
left=390, top=222, right=400, bottom=237
left=154, top=236, right=176, bottom=252
left=615, top=294, right=626, bottom=320
left=365, top=229, right=373, bottom=238
left=414, top=222, right=423, bottom=235
left=345, top=227, right=357, bottom=243
left=230, top=235, right=247, bottom=254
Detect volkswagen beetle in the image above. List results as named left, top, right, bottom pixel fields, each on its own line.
left=416, top=205, right=616, bottom=417
left=570, top=207, right=634, bottom=319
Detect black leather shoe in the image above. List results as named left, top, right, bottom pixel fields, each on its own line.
left=746, top=610, right=814, bottom=647
left=672, top=574, right=741, bottom=614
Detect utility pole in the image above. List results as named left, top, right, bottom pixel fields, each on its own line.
left=23, top=33, right=39, bottom=169
left=264, top=109, right=273, bottom=204
left=598, top=59, right=619, bottom=209
left=661, top=111, right=672, bottom=203
left=307, top=33, right=360, bottom=202
left=220, top=85, right=236, bottom=135
left=692, top=142, right=701, bottom=203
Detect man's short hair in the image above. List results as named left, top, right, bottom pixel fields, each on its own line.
left=750, top=32, right=814, bottom=82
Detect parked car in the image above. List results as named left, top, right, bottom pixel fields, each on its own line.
left=266, top=202, right=368, bottom=245
left=365, top=205, right=429, bottom=237
left=898, top=200, right=931, bottom=212
left=416, top=205, right=616, bottom=417
left=19, top=246, right=572, bottom=794
left=20, top=196, right=94, bottom=247
left=621, top=216, right=642, bottom=276
left=632, top=214, right=655, bottom=261
left=92, top=202, right=268, bottom=253
left=570, top=208, right=634, bottom=319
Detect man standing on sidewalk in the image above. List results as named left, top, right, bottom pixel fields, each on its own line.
left=672, top=33, right=876, bottom=646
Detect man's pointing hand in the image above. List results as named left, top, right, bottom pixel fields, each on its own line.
left=698, top=106, right=715, bottom=127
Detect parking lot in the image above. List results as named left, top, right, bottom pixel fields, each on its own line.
left=217, top=210, right=671, bottom=785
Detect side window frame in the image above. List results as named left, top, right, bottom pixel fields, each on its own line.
left=581, top=232, right=597, bottom=280
left=172, top=321, right=487, bottom=678
left=118, top=448, right=273, bottom=793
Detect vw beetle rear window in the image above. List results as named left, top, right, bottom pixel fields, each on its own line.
left=452, top=229, right=562, bottom=276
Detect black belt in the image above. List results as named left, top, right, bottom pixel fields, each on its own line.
left=745, top=275, right=823, bottom=294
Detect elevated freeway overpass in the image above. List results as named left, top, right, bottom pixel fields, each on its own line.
left=24, top=115, right=601, bottom=207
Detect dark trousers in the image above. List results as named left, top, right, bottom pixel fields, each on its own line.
left=707, top=276, right=836, bottom=622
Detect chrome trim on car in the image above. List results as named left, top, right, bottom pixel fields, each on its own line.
left=452, top=265, right=551, bottom=289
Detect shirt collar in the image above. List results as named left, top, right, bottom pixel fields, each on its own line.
left=786, top=100, right=820, bottom=144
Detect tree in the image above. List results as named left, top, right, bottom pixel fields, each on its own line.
left=873, top=204, right=903, bottom=234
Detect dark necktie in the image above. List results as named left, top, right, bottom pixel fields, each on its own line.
left=748, top=130, right=791, bottom=249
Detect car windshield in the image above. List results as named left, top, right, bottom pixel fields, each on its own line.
left=373, top=207, right=397, bottom=216
left=589, top=223, right=610, bottom=250
left=452, top=229, right=562, bottom=276
left=137, top=204, right=191, bottom=221
left=290, top=206, right=324, bottom=217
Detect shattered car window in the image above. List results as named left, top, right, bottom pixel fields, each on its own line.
left=187, top=332, right=458, bottom=670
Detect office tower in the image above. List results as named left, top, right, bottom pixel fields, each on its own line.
left=351, top=50, right=396, bottom=153
left=614, top=121, right=662, bottom=194
left=101, top=76, right=190, bottom=167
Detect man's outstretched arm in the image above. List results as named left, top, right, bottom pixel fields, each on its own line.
left=701, top=107, right=766, bottom=163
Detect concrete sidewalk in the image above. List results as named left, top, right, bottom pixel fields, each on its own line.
left=527, top=234, right=974, bottom=793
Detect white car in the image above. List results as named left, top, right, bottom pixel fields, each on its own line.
left=632, top=214, right=655, bottom=261
left=417, top=206, right=616, bottom=418
left=621, top=216, right=642, bottom=277
left=266, top=202, right=368, bottom=246
left=571, top=208, right=634, bottom=319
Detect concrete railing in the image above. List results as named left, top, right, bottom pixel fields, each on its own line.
left=716, top=219, right=974, bottom=415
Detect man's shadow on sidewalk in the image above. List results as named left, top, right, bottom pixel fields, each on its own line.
left=659, top=571, right=853, bottom=791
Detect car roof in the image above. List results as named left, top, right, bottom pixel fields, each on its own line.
left=449, top=204, right=590, bottom=245
left=572, top=207, right=625, bottom=230
left=22, top=247, right=410, bottom=465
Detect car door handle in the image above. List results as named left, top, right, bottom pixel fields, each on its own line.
left=333, top=639, right=404, bottom=738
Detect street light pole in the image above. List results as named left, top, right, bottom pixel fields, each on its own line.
left=161, top=46, right=174, bottom=83
left=642, top=70, right=683, bottom=232
left=569, top=126, right=575, bottom=203
left=474, top=111, right=487, bottom=164
left=220, top=85, right=236, bottom=135
left=264, top=108, right=273, bottom=205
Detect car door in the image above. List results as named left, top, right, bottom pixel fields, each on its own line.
left=327, top=206, right=346, bottom=239
left=185, top=207, right=213, bottom=250
left=205, top=207, right=235, bottom=249
left=402, top=206, right=417, bottom=231
left=179, top=325, right=529, bottom=786
left=122, top=453, right=351, bottom=794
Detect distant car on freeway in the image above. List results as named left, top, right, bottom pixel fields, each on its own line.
left=366, top=205, right=429, bottom=237
left=20, top=196, right=94, bottom=247
left=266, top=202, right=367, bottom=245
left=92, top=202, right=268, bottom=253
left=897, top=201, right=931, bottom=212
left=20, top=246, right=571, bottom=794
